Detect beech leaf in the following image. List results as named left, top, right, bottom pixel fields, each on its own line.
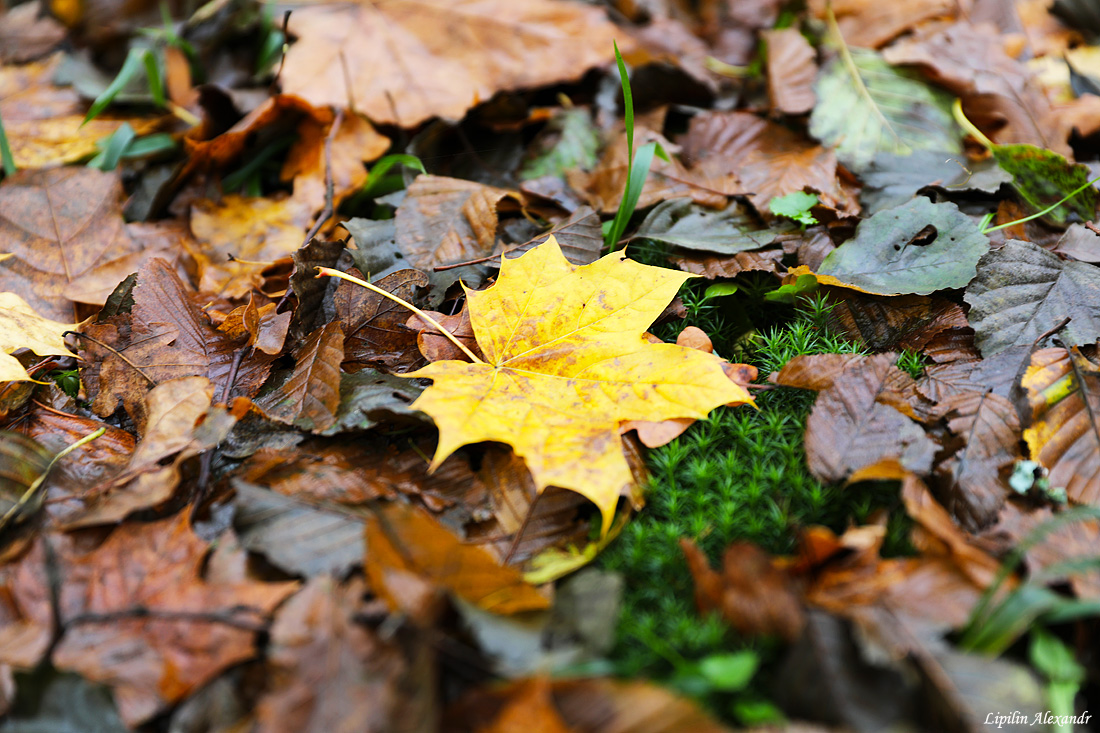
left=408, top=236, right=752, bottom=533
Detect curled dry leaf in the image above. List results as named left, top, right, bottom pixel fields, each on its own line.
left=365, top=501, right=550, bottom=615
left=809, top=0, right=957, bottom=49
left=763, top=27, right=817, bottom=115
left=280, top=0, right=624, bottom=127
left=408, top=237, right=752, bottom=533
left=825, top=291, right=969, bottom=353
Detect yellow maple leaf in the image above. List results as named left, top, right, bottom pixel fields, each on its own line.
left=407, top=236, right=754, bottom=533
left=0, top=291, right=76, bottom=382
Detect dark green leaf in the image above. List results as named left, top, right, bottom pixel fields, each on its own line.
left=634, top=198, right=792, bottom=254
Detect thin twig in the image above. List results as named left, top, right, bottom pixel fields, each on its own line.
left=302, top=108, right=344, bottom=246
left=1033, top=316, right=1071, bottom=347
left=66, top=607, right=268, bottom=633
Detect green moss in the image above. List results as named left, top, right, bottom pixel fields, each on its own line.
left=597, top=293, right=914, bottom=721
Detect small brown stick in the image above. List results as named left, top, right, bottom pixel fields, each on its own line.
left=1033, top=316, right=1071, bottom=347
left=302, top=108, right=344, bottom=247
left=502, top=491, right=540, bottom=566
left=1085, top=221, right=1100, bottom=236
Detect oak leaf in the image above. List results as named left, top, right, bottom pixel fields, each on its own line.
left=407, top=236, right=753, bottom=532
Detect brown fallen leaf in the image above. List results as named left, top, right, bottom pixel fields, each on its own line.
left=254, top=322, right=344, bottom=432
left=568, top=127, right=733, bottom=214
left=808, top=0, right=957, bottom=49
left=0, top=3, right=65, bottom=62
left=338, top=269, right=429, bottom=373
left=680, top=111, right=855, bottom=214
left=217, top=296, right=291, bottom=356
left=883, top=21, right=1072, bottom=154
left=447, top=676, right=733, bottom=733
left=764, top=27, right=817, bottom=115
left=255, top=576, right=434, bottom=733
left=681, top=537, right=806, bottom=640
left=670, top=248, right=785, bottom=278
left=0, top=168, right=146, bottom=320
left=933, top=390, right=1021, bottom=532
left=471, top=677, right=574, bottom=733
left=825, top=291, right=970, bottom=353
left=281, top=110, right=391, bottom=213
left=280, top=0, right=624, bottom=127
left=0, top=55, right=158, bottom=169
left=187, top=194, right=313, bottom=299
left=365, top=501, right=550, bottom=615
left=395, top=175, right=521, bottom=271
left=4, top=515, right=298, bottom=726
left=795, top=353, right=937, bottom=482
left=80, top=259, right=275, bottom=420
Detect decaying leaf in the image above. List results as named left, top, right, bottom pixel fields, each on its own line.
left=281, top=0, right=623, bottom=127
left=337, top=268, right=429, bottom=373
left=633, top=197, right=794, bottom=254
left=764, top=27, right=816, bottom=115
left=810, top=47, right=959, bottom=173
left=255, top=575, right=432, bottom=733
left=255, top=322, right=344, bottom=432
left=408, top=236, right=752, bottom=532
left=797, top=353, right=936, bottom=482
left=1021, top=345, right=1100, bottom=504
left=965, top=240, right=1100, bottom=356
left=817, top=198, right=989, bottom=296
left=187, top=194, right=313, bottom=299
left=0, top=168, right=146, bottom=320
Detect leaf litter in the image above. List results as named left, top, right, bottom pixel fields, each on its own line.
left=1, top=0, right=1100, bottom=730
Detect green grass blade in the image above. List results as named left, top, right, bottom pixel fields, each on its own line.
left=614, top=41, right=633, bottom=159
left=87, top=123, right=137, bottom=170
left=0, top=110, right=15, bottom=176
left=83, top=48, right=147, bottom=125
left=606, top=141, right=657, bottom=249
left=361, top=153, right=425, bottom=197
left=142, top=49, right=166, bottom=108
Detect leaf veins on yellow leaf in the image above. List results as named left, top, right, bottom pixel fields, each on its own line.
left=408, top=236, right=754, bottom=534
left=0, top=291, right=75, bottom=382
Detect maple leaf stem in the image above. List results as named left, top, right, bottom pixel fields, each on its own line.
left=315, top=267, right=486, bottom=365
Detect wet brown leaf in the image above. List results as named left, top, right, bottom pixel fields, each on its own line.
left=681, top=538, right=805, bottom=640
left=0, top=4, right=65, bottom=62
left=670, top=248, right=785, bottom=278
left=282, top=111, right=391, bottom=213
left=0, top=168, right=145, bottom=320
left=81, top=259, right=275, bottom=419
left=680, top=111, right=854, bottom=214
left=280, top=0, right=624, bottom=127
left=799, top=353, right=937, bottom=482
left=809, top=0, right=956, bottom=49
left=26, top=515, right=298, bottom=726
left=0, top=55, right=158, bottom=169
left=336, top=268, right=429, bottom=373
left=407, top=307, right=481, bottom=364
left=884, top=21, right=1072, bottom=154
left=826, top=292, right=969, bottom=353
left=255, top=322, right=344, bottom=432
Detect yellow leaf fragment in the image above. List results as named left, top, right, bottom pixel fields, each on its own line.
left=408, top=236, right=753, bottom=533
left=0, top=291, right=76, bottom=382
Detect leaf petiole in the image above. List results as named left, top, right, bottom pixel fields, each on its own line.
left=315, top=267, right=486, bottom=365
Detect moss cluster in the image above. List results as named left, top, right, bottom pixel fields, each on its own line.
left=597, top=292, right=914, bottom=721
